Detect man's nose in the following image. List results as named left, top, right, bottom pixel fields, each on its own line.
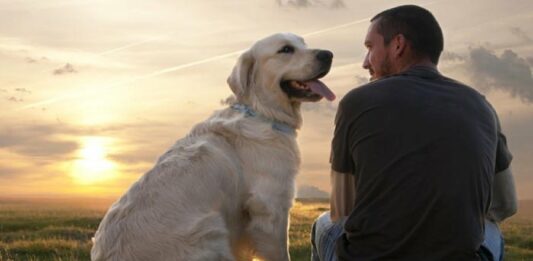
left=362, top=53, right=370, bottom=69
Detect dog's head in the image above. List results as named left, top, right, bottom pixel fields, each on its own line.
left=227, top=33, right=335, bottom=128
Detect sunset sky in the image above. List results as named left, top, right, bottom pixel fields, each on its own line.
left=1, top=0, right=532, bottom=200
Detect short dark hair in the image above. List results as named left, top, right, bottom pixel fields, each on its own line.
left=371, top=5, right=444, bottom=64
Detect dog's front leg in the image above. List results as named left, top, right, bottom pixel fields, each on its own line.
left=244, top=194, right=291, bottom=261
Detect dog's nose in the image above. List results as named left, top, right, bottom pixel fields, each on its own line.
left=316, top=50, right=333, bottom=63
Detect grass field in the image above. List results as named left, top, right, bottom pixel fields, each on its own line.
left=0, top=198, right=531, bottom=261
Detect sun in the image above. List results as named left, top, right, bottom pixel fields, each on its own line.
left=71, top=137, right=117, bottom=185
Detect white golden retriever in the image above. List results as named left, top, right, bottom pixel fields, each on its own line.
left=91, top=33, right=335, bottom=261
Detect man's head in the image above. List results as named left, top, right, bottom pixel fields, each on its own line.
left=363, top=5, right=443, bottom=81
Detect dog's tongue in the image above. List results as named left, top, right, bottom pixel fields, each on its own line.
left=306, top=80, right=336, bottom=101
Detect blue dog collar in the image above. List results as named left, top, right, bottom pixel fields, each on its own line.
left=231, top=104, right=296, bottom=136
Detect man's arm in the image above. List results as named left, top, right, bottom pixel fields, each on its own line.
left=330, top=170, right=356, bottom=222
left=488, top=167, right=518, bottom=222
left=485, top=101, right=516, bottom=222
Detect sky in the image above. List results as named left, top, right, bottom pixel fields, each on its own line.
left=1, top=0, right=532, bottom=200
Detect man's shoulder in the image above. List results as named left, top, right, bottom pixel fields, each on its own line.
left=342, top=72, right=485, bottom=105
left=343, top=79, right=384, bottom=99
left=341, top=76, right=407, bottom=105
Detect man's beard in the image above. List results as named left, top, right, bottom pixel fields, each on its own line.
left=370, top=54, right=393, bottom=82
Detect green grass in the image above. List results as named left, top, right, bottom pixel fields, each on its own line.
left=0, top=198, right=531, bottom=261
left=0, top=198, right=104, bottom=261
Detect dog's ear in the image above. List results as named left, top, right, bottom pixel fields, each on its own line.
left=227, top=50, right=255, bottom=99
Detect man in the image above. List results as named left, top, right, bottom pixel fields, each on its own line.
left=311, top=5, right=517, bottom=261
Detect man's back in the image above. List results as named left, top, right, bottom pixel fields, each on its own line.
left=331, top=66, right=509, bottom=260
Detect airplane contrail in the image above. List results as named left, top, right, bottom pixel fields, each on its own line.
left=15, top=17, right=372, bottom=112
left=98, top=16, right=370, bottom=59
left=14, top=0, right=443, bottom=112
left=14, top=50, right=245, bottom=111
left=97, top=33, right=176, bottom=56
left=303, top=17, right=369, bottom=37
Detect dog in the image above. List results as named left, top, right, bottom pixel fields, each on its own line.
left=91, top=32, right=335, bottom=261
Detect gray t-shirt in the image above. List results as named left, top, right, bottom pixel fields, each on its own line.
left=331, top=66, right=512, bottom=260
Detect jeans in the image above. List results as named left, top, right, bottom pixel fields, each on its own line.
left=311, top=211, right=504, bottom=261
left=311, top=212, right=343, bottom=261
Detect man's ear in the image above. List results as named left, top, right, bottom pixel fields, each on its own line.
left=227, top=50, right=255, bottom=99
left=392, top=34, right=407, bottom=58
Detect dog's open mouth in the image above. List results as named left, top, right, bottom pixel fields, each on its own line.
left=280, top=71, right=336, bottom=102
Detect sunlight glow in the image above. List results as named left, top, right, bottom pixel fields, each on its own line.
left=71, top=137, right=117, bottom=185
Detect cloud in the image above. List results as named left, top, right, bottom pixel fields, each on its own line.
left=300, top=74, right=365, bottom=125
left=441, top=51, right=466, bottom=62
left=15, top=88, right=31, bottom=94
left=0, top=124, right=78, bottom=158
left=17, top=140, right=78, bottom=158
left=329, top=0, right=345, bottom=8
left=25, top=57, right=37, bottom=63
left=0, top=120, right=183, bottom=164
left=24, top=55, right=48, bottom=63
left=278, top=0, right=310, bottom=7
left=102, top=122, right=186, bottom=165
left=6, top=89, right=31, bottom=102
left=24, top=56, right=48, bottom=63
left=499, top=112, right=533, bottom=199
left=302, top=101, right=338, bottom=117
left=510, top=27, right=533, bottom=44
left=0, top=37, right=128, bottom=69
left=354, top=75, right=368, bottom=85
left=468, top=47, right=533, bottom=103
left=7, top=96, right=23, bottom=102
left=297, top=185, right=329, bottom=199
left=0, top=166, right=26, bottom=179
left=277, top=0, right=346, bottom=8
left=108, top=151, right=159, bottom=165
left=53, top=63, right=77, bottom=75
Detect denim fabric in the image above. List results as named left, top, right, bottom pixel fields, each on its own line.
left=311, top=212, right=344, bottom=261
left=479, top=220, right=505, bottom=261
left=311, top=212, right=504, bottom=261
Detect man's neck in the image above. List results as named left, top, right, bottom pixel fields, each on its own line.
left=395, top=57, right=436, bottom=74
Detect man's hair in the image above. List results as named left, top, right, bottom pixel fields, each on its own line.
left=371, top=5, right=444, bottom=64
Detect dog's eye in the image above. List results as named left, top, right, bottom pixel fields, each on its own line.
left=277, top=45, right=295, bottom=54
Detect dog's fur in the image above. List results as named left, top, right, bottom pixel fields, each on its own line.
left=91, top=33, right=332, bottom=261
